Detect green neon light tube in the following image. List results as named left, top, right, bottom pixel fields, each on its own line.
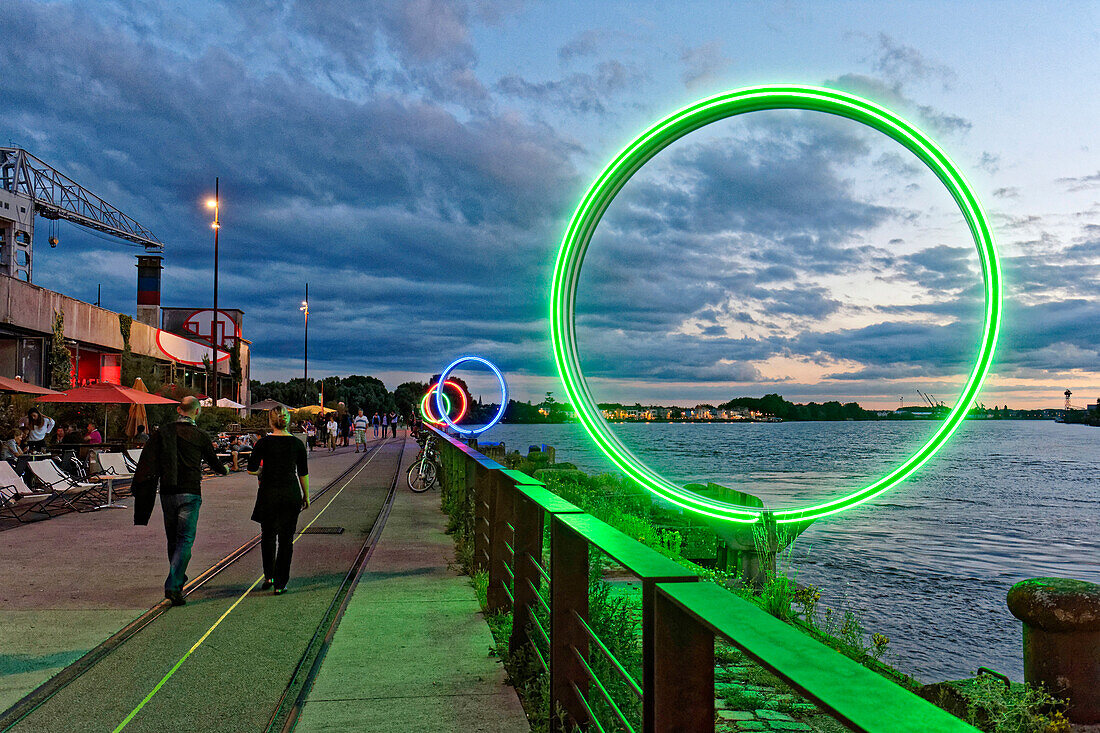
left=549, top=84, right=1001, bottom=525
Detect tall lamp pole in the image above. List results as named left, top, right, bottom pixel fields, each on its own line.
left=300, top=283, right=309, bottom=390
left=206, top=179, right=221, bottom=401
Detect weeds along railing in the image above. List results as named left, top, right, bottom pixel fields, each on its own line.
left=428, top=425, right=977, bottom=733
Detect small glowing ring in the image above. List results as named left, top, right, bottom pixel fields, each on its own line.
left=435, top=356, right=508, bottom=436
left=421, top=381, right=467, bottom=425
left=550, top=84, right=1001, bottom=525
left=420, top=389, right=452, bottom=424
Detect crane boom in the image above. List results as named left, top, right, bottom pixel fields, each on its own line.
left=0, top=147, right=162, bottom=251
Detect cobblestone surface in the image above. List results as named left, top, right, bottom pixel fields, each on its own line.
left=713, top=650, right=841, bottom=733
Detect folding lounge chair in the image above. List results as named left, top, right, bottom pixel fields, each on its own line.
left=97, top=453, right=134, bottom=480
left=92, top=453, right=134, bottom=507
left=0, top=461, right=67, bottom=521
left=124, top=449, right=142, bottom=472
left=27, top=459, right=100, bottom=511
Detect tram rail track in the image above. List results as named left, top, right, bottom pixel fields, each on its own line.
left=0, top=438, right=394, bottom=733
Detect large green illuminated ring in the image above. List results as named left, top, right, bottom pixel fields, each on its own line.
left=550, top=84, right=1002, bottom=525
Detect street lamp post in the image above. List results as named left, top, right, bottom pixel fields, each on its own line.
left=300, top=283, right=309, bottom=389
left=206, top=179, right=220, bottom=401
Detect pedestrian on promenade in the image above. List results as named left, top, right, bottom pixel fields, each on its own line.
left=388, top=411, right=398, bottom=438
left=304, top=420, right=316, bottom=451
left=23, top=408, right=55, bottom=452
left=353, top=409, right=369, bottom=452
left=326, top=414, right=339, bottom=452
left=248, top=407, right=309, bottom=595
left=340, top=412, right=351, bottom=447
left=371, top=412, right=381, bottom=438
left=133, top=396, right=229, bottom=607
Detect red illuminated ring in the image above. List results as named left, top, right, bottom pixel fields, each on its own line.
left=421, top=380, right=468, bottom=425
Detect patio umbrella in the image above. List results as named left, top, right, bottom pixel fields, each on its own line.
left=0, top=376, right=66, bottom=396
left=125, top=378, right=151, bottom=439
left=296, top=404, right=336, bottom=417
left=38, top=382, right=178, bottom=440
left=250, top=399, right=292, bottom=411
left=216, top=397, right=246, bottom=409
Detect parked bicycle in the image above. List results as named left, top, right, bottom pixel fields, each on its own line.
left=406, top=433, right=441, bottom=492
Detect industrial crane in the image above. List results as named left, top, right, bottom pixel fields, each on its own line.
left=0, top=147, right=162, bottom=282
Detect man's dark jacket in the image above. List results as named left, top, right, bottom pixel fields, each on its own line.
left=133, top=420, right=228, bottom=525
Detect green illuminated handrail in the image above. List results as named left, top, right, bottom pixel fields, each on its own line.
left=655, top=582, right=978, bottom=732
left=429, top=427, right=978, bottom=733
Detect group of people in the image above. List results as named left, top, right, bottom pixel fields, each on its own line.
left=135, top=397, right=310, bottom=604
left=301, top=409, right=400, bottom=452
left=1, top=407, right=124, bottom=462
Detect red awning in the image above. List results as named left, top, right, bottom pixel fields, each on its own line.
left=37, top=383, right=179, bottom=405
left=0, top=377, right=67, bottom=396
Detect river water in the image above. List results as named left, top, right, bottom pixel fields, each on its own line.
left=478, top=420, right=1100, bottom=683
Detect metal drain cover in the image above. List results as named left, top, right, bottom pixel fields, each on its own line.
left=300, top=526, right=345, bottom=534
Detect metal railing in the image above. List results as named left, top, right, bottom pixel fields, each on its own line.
left=429, top=424, right=976, bottom=733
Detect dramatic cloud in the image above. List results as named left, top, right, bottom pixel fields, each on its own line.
left=2, top=1, right=1095, bottom=409
left=680, top=41, right=732, bottom=89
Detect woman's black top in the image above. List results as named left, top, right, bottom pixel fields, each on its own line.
left=247, top=435, right=308, bottom=524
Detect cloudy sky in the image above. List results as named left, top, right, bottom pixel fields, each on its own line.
left=4, top=1, right=1098, bottom=409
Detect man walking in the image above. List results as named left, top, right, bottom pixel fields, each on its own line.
left=388, top=410, right=398, bottom=438
left=371, top=412, right=381, bottom=438
left=326, top=414, right=339, bottom=452
left=133, top=396, right=228, bottom=606
left=353, top=409, right=369, bottom=452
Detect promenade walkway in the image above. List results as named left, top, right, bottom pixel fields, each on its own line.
left=0, top=436, right=529, bottom=732
left=294, top=445, right=529, bottom=732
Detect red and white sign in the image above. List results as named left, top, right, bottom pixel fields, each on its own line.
left=181, top=309, right=241, bottom=349
left=156, top=329, right=230, bottom=366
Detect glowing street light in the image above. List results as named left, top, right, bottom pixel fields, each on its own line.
left=300, top=284, right=309, bottom=385
left=204, top=178, right=221, bottom=400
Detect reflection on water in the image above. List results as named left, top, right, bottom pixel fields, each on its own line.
left=484, top=420, right=1100, bottom=682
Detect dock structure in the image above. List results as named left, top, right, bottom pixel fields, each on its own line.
left=0, top=437, right=526, bottom=732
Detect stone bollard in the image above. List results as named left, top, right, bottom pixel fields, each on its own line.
left=1007, top=577, right=1100, bottom=723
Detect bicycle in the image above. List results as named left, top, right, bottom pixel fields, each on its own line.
left=406, top=434, right=441, bottom=492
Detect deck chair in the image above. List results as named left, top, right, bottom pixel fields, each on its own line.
left=0, top=461, right=67, bottom=521
left=97, top=453, right=134, bottom=479
left=87, top=452, right=133, bottom=507
left=27, top=459, right=100, bottom=510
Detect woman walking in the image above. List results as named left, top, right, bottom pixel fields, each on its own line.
left=247, top=407, right=310, bottom=594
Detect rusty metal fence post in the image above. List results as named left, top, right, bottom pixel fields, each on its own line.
left=472, top=464, right=491, bottom=573
left=653, top=587, right=714, bottom=731
left=510, top=490, right=542, bottom=652
left=551, top=513, right=590, bottom=729
left=486, top=470, right=515, bottom=612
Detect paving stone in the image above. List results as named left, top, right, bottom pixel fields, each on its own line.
left=766, top=722, right=812, bottom=731
left=791, top=703, right=818, bottom=714
left=717, top=710, right=755, bottom=721
left=756, top=709, right=794, bottom=721
left=734, top=723, right=767, bottom=732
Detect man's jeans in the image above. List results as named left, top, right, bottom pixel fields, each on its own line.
left=162, top=493, right=202, bottom=595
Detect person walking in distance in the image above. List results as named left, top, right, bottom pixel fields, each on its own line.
left=388, top=410, right=398, bottom=438
left=353, top=409, right=369, bottom=453
left=371, top=412, right=381, bottom=438
left=326, top=414, right=339, bottom=452
left=248, top=407, right=309, bottom=595
left=132, top=396, right=228, bottom=606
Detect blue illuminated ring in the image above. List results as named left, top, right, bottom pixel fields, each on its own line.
left=435, top=356, right=508, bottom=435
